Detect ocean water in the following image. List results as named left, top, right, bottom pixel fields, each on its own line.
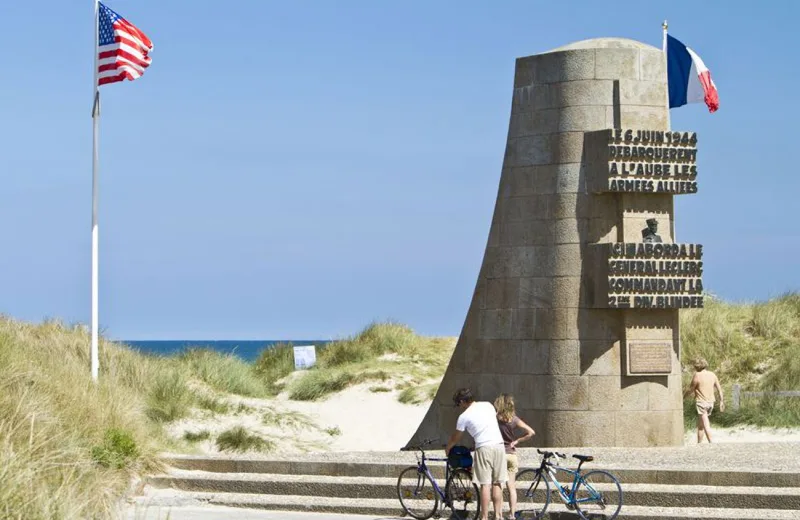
left=122, top=340, right=329, bottom=363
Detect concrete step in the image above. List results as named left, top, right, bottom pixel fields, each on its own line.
left=134, top=489, right=800, bottom=520
left=161, top=455, right=800, bottom=488
left=148, top=469, right=800, bottom=510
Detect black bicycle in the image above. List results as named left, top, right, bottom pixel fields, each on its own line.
left=397, top=438, right=480, bottom=520
left=514, top=449, right=622, bottom=519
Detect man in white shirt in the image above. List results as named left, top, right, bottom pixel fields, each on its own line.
left=446, top=388, right=507, bottom=520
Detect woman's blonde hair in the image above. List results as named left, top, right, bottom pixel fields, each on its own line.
left=693, top=357, right=709, bottom=371
left=494, top=393, right=516, bottom=423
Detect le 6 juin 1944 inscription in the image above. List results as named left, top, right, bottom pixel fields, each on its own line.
left=586, top=129, right=700, bottom=195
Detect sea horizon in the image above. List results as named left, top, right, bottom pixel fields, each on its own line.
left=121, top=339, right=330, bottom=363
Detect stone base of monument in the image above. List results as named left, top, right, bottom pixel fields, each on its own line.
left=132, top=450, right=800, bottom=519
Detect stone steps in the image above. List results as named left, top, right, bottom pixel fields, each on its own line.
left=162, top=454, right=800, bottom=487
left=149, top=469, right=800, bottom=510
left=142, top=455, right=800, bottom=519
left=133, top=489, right=800, bottom=520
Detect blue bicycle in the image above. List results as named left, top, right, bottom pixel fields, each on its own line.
left=397, top=438, right=480, bottom=520
left=514, top=449, right=622, bottom=519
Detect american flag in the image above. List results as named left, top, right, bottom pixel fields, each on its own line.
left=97, top=3, right=153, bottom=86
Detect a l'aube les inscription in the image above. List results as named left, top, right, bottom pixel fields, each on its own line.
left=596, top=239, right=704, bottom=310
left=628, top=342, right=673, bottom=375
left=587, top=129, right=699, bottom=195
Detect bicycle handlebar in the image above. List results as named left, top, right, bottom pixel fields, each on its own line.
left=537, top=448, right=567, bottom=459
left=401, top=438, right=440, bottom=452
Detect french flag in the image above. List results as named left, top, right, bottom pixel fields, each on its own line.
left=666, top=35, right=719, bottom=113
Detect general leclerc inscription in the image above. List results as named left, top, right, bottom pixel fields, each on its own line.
left=600, top=240, right=704, bottom=309
left=586, top=129, right=698, bottom=195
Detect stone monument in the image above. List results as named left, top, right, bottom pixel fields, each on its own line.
left=407, top=38, right=704, bottom=448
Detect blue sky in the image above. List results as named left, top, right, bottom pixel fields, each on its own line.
left=1, top=1, right=798, bottom=340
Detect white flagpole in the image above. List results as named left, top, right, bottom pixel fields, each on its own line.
left=663, top=20, right=671, bottom=131
left=91, top=0, right=100, bottom=382
left=663, top=20, right=676, bottom=243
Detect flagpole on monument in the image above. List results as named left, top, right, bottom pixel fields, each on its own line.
left=662, top=20, right=676, bottom=246
left=91, top=0, right=101, bottom=382
left=662, top=19, right=671, bottom=131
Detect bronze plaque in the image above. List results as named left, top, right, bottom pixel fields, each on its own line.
left=628, top=342, right=672, bottom=375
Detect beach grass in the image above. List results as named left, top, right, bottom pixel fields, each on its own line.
left=215, top=426, right=274, bottom=453
left=285, top=322, right=455, bottom=401
left=0, top=318, right=167, bottom=519
left=0, top=318, right=275, bottom=518
left=681, top=292, right=800, bottom=428
left=253, top=341, right=296, bottom=394
left=177, top=347, right=270, bottom=397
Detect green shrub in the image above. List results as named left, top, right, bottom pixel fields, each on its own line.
left=91, top=428, right=140, bottom=469
left=215, top=426, right=274, bottom=453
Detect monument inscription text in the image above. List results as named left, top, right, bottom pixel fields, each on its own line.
left=587, top=129, right=699, bottom=195
left=591, top=242, right=705, bottom=310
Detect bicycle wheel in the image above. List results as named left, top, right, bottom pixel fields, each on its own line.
left=574, top=469, right=623, bottom=520
left=444, top=468, right=480, bottom=520
left=514, top=469, right=550, bottom=520
left=397, top=466, right=439, bottom=520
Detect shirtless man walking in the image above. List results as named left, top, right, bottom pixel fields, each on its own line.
left=684, top=357, right=725, bottom=443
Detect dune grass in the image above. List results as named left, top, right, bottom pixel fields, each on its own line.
left=177, top=347, right=270, bottom=397
left=0, top=318, right=167, bottom=519
left=285, top=322, right=455, bottom=401
left=0, top=317, right=276, bottom=518
left=681, top=292, right=800, bottom=428
left=397, top=382, right=439, bottom=405
left=253, top=341, right=296, bottom=394
left=215, top=426, right=274, bottom=453
left=183, top=430, right=211, bottom=442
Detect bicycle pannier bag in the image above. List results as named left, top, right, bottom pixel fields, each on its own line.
left=448, top=445, right=473, bottom=468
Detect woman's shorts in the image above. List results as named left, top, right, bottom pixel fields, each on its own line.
left=506, top=453, right=519, bottom=475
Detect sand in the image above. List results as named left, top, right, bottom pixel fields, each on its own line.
left=166, top=382, right=800, bottom=456
left=166, top=381, right=430, bottom=454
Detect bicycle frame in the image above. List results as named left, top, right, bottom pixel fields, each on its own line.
left=412, top=446, right=453, bottom=506
left=538, top=454, right=602, bottom=507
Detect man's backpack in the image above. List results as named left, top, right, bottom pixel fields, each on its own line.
left=448, top=445, right=473, bottom=469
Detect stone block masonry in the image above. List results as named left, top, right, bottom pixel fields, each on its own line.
left=408, top=38, right=701, bottom=448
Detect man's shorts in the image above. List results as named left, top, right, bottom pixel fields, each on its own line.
left=473, top=445, right=507, bottom=485
left=506, top=453, right=519, bottom=475
left=696, top=401, right=714, bottom=416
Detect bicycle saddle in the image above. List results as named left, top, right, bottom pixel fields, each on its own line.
left=573, top=454, right=594, bottom=462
